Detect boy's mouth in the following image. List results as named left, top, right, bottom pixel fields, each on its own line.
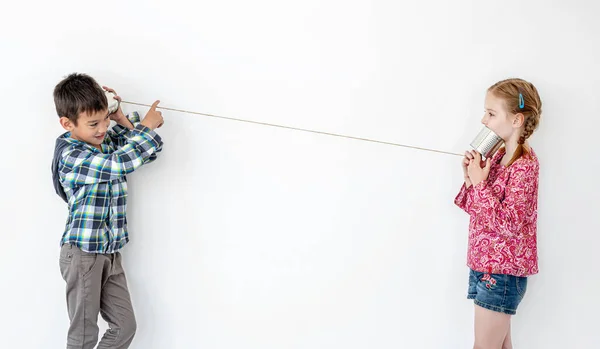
left=95, top=133, right=106, bottom=140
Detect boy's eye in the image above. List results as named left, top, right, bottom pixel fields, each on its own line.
left=90, top=123, right=97, bottom=127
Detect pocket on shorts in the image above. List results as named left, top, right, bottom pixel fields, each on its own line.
left=516, top=276, right=528, bottom=298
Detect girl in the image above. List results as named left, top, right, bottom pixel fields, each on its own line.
left=455, top=78, right=542, bottom=349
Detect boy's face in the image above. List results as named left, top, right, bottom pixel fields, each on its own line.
left=60, top=109, right=110, bottom=147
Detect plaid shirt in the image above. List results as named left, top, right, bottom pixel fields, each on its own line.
left=56, top=112, right=163, bottom=253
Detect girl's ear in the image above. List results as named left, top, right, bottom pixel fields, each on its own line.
left=513, top=113, right=525, bottom=128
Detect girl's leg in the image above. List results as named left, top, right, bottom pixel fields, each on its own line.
left=501, top=322, right=512, bottom=349
left=473, top=304, right=511, bottom=349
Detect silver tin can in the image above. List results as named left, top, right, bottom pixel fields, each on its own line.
left=105, top=90, right=120, bottom=115
left=470, top=126, right=504, bottom=160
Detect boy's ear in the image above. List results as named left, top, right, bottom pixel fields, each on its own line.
left=59, top=116, right=75, bottom=131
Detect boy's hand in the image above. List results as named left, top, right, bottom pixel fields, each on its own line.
left=140, top=100, right=164, bottom=130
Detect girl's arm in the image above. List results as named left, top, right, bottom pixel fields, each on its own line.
left=463, top=159, right=539, bottom=237
left=454, top=182, right=474, bottom=213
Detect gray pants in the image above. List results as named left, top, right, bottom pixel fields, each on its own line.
left=59, top=243, right=137, bottom=349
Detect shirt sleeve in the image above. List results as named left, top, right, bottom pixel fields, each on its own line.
left=463, top=159, right=539, bottom=238
left=108, top=111, right=142, bottom=148
left=108, top=111, right=163, bottom=165
left=454, top=182, right=474, bottom=213
left=60, top=123, right=163, bottom=187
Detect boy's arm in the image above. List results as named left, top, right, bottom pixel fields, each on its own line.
left=109, top=111, right=163, bottom=164
left=60, top=124, right=162, bottom=187
left=109, top=111, right=142, bottom=147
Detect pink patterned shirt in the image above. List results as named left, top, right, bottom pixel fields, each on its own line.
left=454, top=147, right=539, bottom=277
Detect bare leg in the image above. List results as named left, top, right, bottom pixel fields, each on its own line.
left=473, top=304, right=511, bottom=349
left=501, top=321, right=512, bottom=349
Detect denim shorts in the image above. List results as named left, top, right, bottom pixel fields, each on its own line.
left=467, top=269, right=528, bottom=315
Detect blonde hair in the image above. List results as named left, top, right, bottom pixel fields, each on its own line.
left=488, top=78, right=542, bottom=166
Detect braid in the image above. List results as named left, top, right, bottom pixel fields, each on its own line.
left=519, top=115, right=538, bottom=144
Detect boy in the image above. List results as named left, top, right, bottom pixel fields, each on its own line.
left=51, top=73, right=164, bottom=348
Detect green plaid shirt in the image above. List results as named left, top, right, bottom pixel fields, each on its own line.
left=56, top=112, right=163, bottom=253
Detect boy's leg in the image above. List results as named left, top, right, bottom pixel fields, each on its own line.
left=97, top=252, right=137, bottom=349
left=59, top=243, right=105, bottom=349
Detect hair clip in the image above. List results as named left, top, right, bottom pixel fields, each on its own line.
left=519, top=93, right=525, bottom=109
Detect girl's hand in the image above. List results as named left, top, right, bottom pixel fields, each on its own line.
left=467, top=151, right=491, bottom=186
left=463, top=151, right=473, bottom=187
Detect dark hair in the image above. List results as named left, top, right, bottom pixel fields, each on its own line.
left=53, top=73, right=108, bottom=125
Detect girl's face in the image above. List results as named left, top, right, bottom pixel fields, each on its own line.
left=481, top=92, right=524, bottom=143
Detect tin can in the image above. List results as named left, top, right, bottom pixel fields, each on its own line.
left=470, top=126, right=504, bottom=160
left=105, top=90, right=120, bottom=115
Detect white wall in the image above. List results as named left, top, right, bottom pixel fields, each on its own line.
left=1, top=0, right=599, bottom=348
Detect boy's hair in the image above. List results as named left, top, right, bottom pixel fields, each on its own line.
left=53, top=73, right=108, bottom=125
left=488, top=78, right=542, bottom=166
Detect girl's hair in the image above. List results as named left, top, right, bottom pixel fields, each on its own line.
left=488, top=78, right=542, bottom=166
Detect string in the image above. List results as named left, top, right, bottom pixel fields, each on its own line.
left=121, top=100, right=464, bottom=157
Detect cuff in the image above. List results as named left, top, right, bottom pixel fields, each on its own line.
left=472, top=180, right=487, bottom=193
left=132, top=123, right=162, bottom=148
left=112, top=111, right=142, bottom=135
